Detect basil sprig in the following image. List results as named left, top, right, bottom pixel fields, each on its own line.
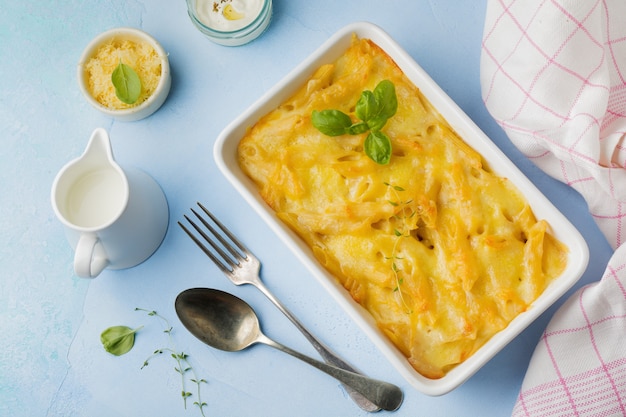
left=112, top=61, right=142, bottom=104
left=312, top=80, right=397, bottom=164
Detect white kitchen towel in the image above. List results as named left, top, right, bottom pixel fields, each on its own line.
left=480, top=0, right=626, bottom=415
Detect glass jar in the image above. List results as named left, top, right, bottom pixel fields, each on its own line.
left=186, top=0, right=273, bottom=46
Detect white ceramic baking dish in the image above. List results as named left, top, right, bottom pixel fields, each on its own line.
left=214, top=22, right=589, bottom=396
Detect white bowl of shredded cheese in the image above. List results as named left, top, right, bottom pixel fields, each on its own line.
left=78, top=27, right=171, bottom=122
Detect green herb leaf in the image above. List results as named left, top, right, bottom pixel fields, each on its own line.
left=371, top=79, right=398, bottom=125
left=364, top=131, right=392, bottom=164
left=111, top=61, right=142, bottom=104
left=356, top=81, right=397, bottom=128
left=311, top=109, right=352, bottom=136
left=347, top=121, right=369, bottom=135
left=100, top=325, right=142, bottom=356
left=355, top=90, right=379, bottom=122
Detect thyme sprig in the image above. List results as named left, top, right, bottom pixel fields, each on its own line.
left=135, top=308, right=208, bottom=416
left=384, top=182, right=415, bottom=314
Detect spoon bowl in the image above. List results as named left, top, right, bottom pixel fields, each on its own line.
left=175, top=288, right=403, bottom=411
left=176, top=287, right=260, bottom=351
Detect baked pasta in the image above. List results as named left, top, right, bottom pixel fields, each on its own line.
left=238, top=36, right=568, bottom=379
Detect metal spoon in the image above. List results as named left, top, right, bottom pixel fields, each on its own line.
left=175, top=288, right=404, bottom=412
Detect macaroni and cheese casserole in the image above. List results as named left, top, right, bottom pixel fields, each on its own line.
left=238, top=36, right=568, bottom=379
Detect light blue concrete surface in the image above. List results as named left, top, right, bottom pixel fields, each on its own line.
left=0, top=1, right=613, bottom=416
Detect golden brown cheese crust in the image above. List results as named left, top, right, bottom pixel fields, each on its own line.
left=238, top=36, right=568, bottom=379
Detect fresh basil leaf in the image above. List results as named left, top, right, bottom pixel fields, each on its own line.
left=373, top=79, right=398, bottom=122
left=366, top=115, right=389, bottom=132
left=348, top=121, right=369, bottom=135
left=111, top=62, right=142, bottom=105
left=364, top=80, right=397, bottom=131
left=364, top=131, right=392, bottom=164
left=100, top=325, right=142, bottom=356
left=311, top=109, right=353, bottom=136
left=355, top=90, right=379, bottom=122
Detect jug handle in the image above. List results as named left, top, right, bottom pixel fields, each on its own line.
left=74, top=233, right=109, bottom=278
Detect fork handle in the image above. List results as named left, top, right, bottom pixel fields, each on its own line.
left=260, top=334, right=403, bottom=411
left=252, top=280, right=384, bottom=412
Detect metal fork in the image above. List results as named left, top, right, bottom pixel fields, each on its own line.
left=179, top=202, right=381, bottom=412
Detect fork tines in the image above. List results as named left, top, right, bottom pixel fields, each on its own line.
left=178, top=202, right=249, bottom=274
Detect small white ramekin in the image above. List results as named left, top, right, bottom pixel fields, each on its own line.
left=77, top=27, right=171, bottom=122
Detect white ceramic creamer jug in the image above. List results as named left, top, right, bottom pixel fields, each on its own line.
left=51, top=128, right=169, bottom=278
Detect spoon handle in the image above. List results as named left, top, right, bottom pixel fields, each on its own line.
left=253, top=280, right=381, bottom=411
left=259, top=334, right=404, bottom=412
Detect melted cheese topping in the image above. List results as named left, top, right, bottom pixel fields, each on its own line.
left=238, top=36, right=568, bottom=379
left=84, top=38, right=161, bottom=110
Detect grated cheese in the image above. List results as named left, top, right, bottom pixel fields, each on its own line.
left=84, top=38, right=161, bottom=110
